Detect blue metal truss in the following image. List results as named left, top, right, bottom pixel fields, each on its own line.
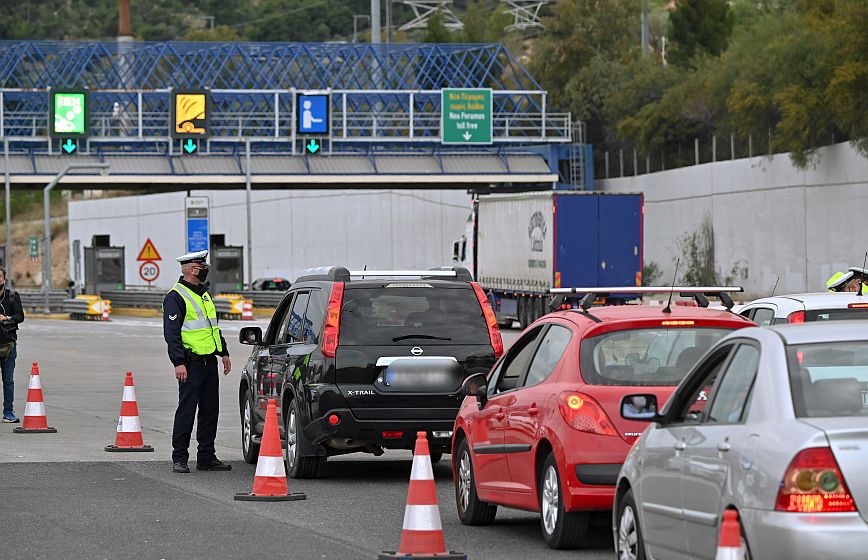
left=0, top=41, right=540, bottom=91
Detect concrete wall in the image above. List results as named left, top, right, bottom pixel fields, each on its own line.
left=68, top=189, right=472, bottom=290
left=599, top=142, right=868, bottom=298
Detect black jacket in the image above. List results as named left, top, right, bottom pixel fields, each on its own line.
left=163, top=277, right=229, bottom=367
left=0, top=287, right=24, bottom=343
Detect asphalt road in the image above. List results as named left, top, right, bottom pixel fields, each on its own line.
left=0, top=318, right=615, bottom=560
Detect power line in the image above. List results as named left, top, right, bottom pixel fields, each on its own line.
left=226, top=0, right=330, bottom=30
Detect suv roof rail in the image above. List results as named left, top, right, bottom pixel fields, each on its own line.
left=425, top=266, right=473, bottom=282
left=295, top=266, right=351, bottom=283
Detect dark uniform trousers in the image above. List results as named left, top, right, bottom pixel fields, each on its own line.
left=172, top=354, right=220, bottom=464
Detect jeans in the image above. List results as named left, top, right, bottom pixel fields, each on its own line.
left=1, top=344, right=17, bottom=415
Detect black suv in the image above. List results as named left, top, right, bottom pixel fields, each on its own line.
left=238, top=266, right=503, bottom=478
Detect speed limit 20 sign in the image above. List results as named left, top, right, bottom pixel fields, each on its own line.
left=139, top=261, right=160, bottom=284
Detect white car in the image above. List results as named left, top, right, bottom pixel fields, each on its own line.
left=738, top=292, right=868, bottom=326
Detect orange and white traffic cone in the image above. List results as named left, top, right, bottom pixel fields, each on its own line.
left=379, top=432, right=466, bottom=559
left=105, top=371, right=153, bottom=452
left=234, top=399, right=306, bottom=502
left=715, top=510, right=746, bottom=560
left=101, top=300, right=110, bottom=321
left=13, top=363, right=57, bottom=434
left=242, top=300, right=253, bottom=321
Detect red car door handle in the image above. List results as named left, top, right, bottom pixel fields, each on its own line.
left=495, top=412, right=506, bottom=420
left=527, top=407, right=539, bottom=416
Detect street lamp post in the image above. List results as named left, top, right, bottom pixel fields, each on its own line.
left=43, top=163, right=110, bottom=313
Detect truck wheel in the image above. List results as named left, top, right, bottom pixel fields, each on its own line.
left=536, top=296, right=548, bottom=320
left=518, top=296, right=529, bottom=329
left=284, top=396, right=323, bottom=479
left=241, top=389, right=260, bottom=464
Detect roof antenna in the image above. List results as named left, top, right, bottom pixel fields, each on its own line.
left=859, top=253, right=867, bottom=297
left=662, top=258, right=680, bottom=314
left=362, top=264, right=367, bottom=280
left=770, top=276, right=780, bottom=297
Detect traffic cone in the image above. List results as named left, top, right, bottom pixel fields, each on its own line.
left=379, top=432, right=466, bottom=559
left=715, top=510, right=745, bottom=560
left=234, top=399, right=306, bottom=502
left=242, top=300, right=253, bottom=321
left=105, top=372, right=153, bottom=452
left=13, top=363, right=57, bottom=434
left=101, top=300, right=110, bottom=321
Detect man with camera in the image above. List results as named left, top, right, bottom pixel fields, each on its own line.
left=0, top=267, right=24, bottom=423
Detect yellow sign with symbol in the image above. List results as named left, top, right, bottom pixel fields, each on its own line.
left=173, top=91, right=209, bottom=137
left=136, top=238, right=162, bottom=262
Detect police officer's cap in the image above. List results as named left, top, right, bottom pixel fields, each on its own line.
left=827, top=271, right=854, bottom=291
left=848, top=267, right=868, bottom=279
left=176, top=250, right=208, bottom=265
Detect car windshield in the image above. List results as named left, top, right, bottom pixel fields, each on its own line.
left=339, top=286, right=490, bottom=346
left=787, top=341, right=868, bottom=417
left=806, top=308, right=868, bottom=321
left=579, top=327, right=733, bottom=386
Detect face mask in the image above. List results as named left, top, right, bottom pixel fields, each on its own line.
left=195, top=267, right=209, bottom=282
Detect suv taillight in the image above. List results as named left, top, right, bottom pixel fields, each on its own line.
left=787, top=310, right=806, bottom=324
left=557, top=392, right=618, bottom=436
left=321, top=282, right=344, bottom=358
left=470, top=282, right=503, bottom=357
left=775, top=447, right=856, bottom=513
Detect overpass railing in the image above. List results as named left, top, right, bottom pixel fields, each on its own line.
left=0, top=88, right=571, bottom=154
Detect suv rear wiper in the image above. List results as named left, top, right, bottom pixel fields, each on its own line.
left=392, top=334, right=452, bottom=342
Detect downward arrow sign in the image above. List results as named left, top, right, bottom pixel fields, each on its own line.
left=306, top=139, right=320, bottom=154
left=62, top=139, right=76, bottom=154
left=462, top=131, right=472, bottom=141
left=183, top=139, right=197, bottom=154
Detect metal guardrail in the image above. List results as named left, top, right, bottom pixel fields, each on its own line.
left=99, top=289, right=164, bottom=309
left=18, top=289, right=67, bottom=312
left=225, top=290, right=284, bottom=308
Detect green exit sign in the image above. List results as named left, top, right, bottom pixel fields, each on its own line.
left=441, top=88, right=493, bottom=145
left=29, top=237, right=38, bottom=257
left=50, top=91, right=88, bottom=138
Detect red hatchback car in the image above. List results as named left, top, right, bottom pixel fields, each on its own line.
left=451, top=288, right=753, bottom=549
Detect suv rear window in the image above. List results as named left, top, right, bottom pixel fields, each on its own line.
left=579, top=327, right=733, bottom=386
left=339, top=286, right=490, bottom=346
left=787, top=341, right=868, bottom=417
left=806, top=308, right=868, bottom=321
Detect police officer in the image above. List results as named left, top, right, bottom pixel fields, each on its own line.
left=827, top=271, right=857, bottom=292
left=163, top=250, right=232, bottom=474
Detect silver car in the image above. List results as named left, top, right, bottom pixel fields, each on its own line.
left=613, top=322, right=868, bottom=560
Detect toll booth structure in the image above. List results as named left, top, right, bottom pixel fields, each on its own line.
left=209, top=234, right=244, bottom=294
left=85, top=235, right=125, bottom=295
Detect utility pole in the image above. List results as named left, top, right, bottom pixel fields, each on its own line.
left=371, top=0, right=382, bottom=43
left=641, top=0, right=650, bottom=57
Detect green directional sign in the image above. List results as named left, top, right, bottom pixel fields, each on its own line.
left=50, top=91, right=88, bottom=138
left=441, top=88, right=493, bottom=145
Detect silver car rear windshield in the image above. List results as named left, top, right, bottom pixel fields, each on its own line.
left=787, top=342, right=868, bottom=417
left=579, top=327, right=732, bottom=386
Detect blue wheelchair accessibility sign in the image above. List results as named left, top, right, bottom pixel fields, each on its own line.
left=297, top=94, right=329, bottom=135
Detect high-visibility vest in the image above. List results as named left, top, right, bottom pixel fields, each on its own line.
left=171, top=283, right=223, bottom=355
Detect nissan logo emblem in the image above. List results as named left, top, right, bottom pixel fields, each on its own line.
left=411, top=347, right=424, bottom=356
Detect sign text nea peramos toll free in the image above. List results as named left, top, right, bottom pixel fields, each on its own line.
left=441, top=88, right=492, bottom=145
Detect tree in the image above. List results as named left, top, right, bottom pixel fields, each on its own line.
left=529, top=0, right=640, bottom=149
left=668, top=0, right=734, bottom=67
left=422, top=12, right=454, bottom=43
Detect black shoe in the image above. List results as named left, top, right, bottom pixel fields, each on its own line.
left=173, top=462, right=190, bottom=474
left=197, top=459, right=232, bottom=471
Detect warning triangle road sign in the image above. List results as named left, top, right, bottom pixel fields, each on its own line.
left=136, top=239, right=162, bottom=262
